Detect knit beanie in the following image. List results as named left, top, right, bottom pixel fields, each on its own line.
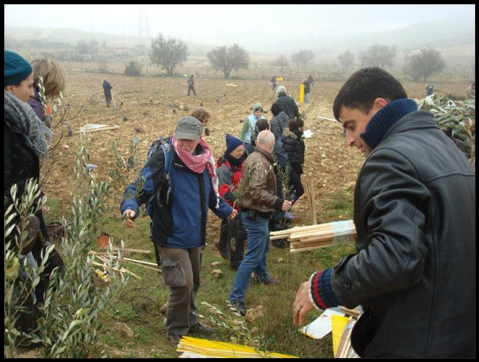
left=4, top=50, right=33, bottom=87
left=226, top=133, right=243, bottom=153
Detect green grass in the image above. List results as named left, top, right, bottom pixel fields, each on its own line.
left=43, top=191, right=356, bottom=358
left=322, top=191, right=354, bottom=221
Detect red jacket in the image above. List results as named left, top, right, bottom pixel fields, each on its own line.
left=216, top=156, right=243, bottom=211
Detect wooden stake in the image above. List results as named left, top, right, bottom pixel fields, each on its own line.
left=309, top=179, right=317, bottom=225
left=303, top=180, right=313, bottom=224
left=91, top=261, right=141, bottom=280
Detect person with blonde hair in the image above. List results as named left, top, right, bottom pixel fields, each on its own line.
left=190, top=107, right=211, bottom=136
left=28, top=58, right=66, bottom=125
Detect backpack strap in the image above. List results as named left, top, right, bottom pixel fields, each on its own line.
left=148, top=142, right=173, bottom=210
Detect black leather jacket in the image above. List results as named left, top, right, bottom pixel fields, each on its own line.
left=331, top=111, right=476, bottom=358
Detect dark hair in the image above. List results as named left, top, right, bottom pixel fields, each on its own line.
left=333, top=67, right=407, bottom=121
left=288, top=118, right=304, bottom=131
left=271, top=101, right=283, bottom=116
left=256, top=119, right=270, bottom=132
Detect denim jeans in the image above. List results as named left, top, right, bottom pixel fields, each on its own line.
left=304, top=92, right=310, bottom=104
left=229, top=212, right=271, bottom=303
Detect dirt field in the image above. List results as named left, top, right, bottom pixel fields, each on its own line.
left=41, top=72, right=470, bottom=241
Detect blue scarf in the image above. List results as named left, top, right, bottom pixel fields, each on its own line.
left=361, top=98, right=418, bottom=150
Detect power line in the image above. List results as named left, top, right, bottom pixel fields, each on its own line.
left=139, top=5, right=150, bottom=38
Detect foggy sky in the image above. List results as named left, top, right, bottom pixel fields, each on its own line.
left=4, top=4, right=475, bottom=47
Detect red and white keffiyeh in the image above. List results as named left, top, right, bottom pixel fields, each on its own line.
left=171, top=132, right=220, bottom=208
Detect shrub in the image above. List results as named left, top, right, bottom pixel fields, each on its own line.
left=124, top=61, right=142, bottom=77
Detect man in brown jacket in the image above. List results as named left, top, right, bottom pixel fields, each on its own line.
left=229, top=130, right=292, bottom=315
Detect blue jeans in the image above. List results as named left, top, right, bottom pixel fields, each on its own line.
left=229, top=212, right=271, bottom=303
left=304, top=93, right=310, bottom=104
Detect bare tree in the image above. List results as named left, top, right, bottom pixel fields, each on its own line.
left=338, top=50, right=355, bottom=72
left=150, top=33, right=189, bottom=76
left=274, top=55, right=290, bottom=73
left=405, top=48, right=446, bottom=82
left=291, top=49, right=315, bottom=69
left=359, top=44, right=397, bottom=69
left=207, top=43, right=250, bottom=79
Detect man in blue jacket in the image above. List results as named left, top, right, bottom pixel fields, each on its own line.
left=121, top=116, right=237, bottom=347
left=292, top=67, right=475, bottom=358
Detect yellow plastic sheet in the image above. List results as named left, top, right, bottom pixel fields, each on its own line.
left=331, top=315, right=349, bottom=357
left=177, top=336, right=297, bottom=358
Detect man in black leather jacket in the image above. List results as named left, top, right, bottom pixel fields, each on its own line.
left=293, top=67, right=475, bottom=358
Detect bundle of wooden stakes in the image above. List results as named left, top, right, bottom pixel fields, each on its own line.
left=270, top=220, right=356, bottom=253
left=89, top=248, right=161, bottom=282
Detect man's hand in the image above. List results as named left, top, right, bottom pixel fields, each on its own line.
left=281, top=200, right=293, bottom=211
left=122, top=210, right=136, bottom=228
left=293, top=280, right=316, bottom=327
left=227, top=209, right=238, bottom=220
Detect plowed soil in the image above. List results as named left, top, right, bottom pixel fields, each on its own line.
left=42, top=73, right=467, bottom=241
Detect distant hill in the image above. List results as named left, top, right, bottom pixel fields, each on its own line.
left=317, top=17, right=474, bottom=54
left=5, top=18, right=475, bottom=66
left=4, top=26, right=217, bottom=56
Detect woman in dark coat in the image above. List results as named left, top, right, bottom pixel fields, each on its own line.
left=103, top=79, right=113, bottom=107
left=4, top=50, right=64, bottom=322
left=281, top=118, right=305, bottom=207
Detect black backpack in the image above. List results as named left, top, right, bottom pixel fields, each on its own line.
left=145, top=136, right=174, bottom=217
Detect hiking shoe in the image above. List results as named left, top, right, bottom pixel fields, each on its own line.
left=168, top=334, right=182, bottom=347
left=189, top=322, right=214, bottom=336
left=254, top=275, right=280, bottom=286
left=231, top=300, right=248, bottom=316
left=215, top=240, right=229, bottom=260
